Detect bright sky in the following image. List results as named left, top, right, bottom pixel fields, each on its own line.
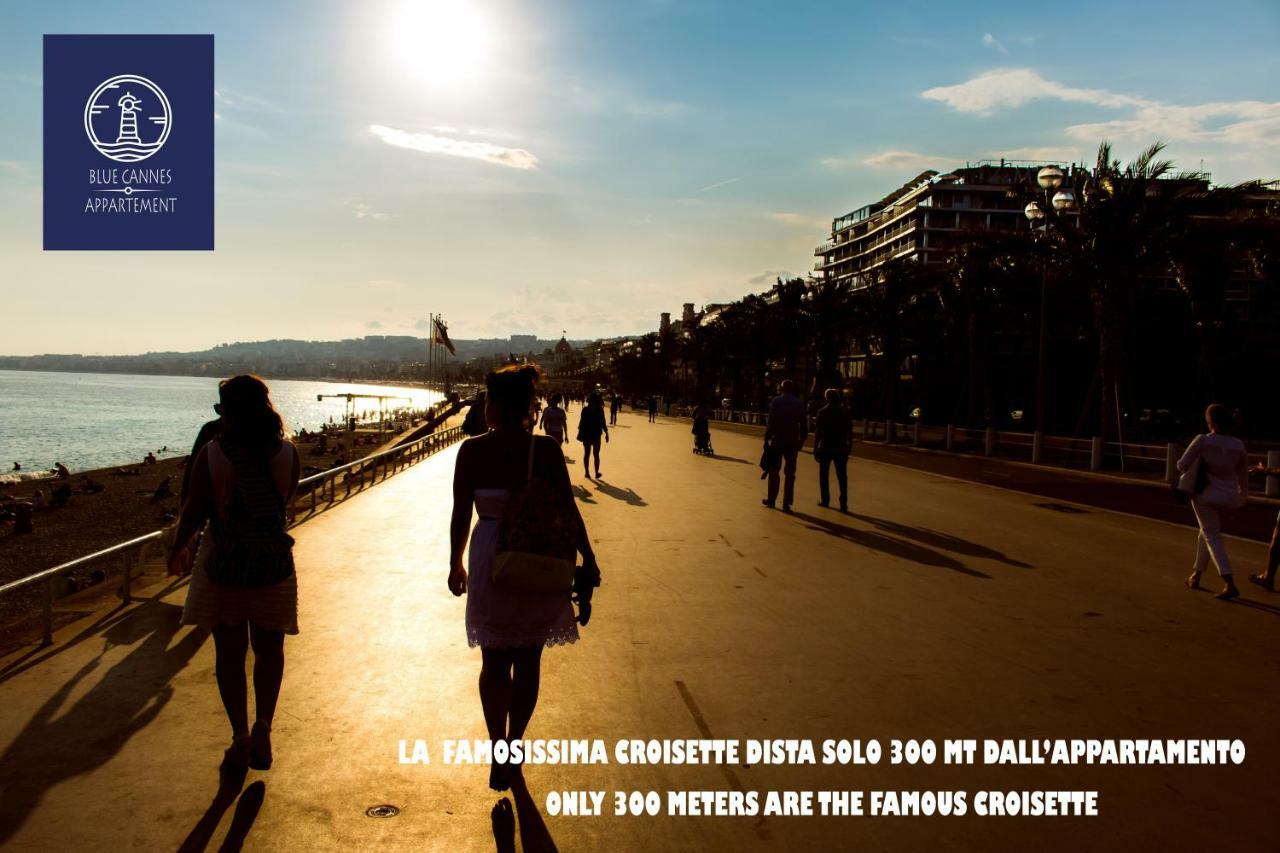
left=1, top=0, right=1277, bottom=355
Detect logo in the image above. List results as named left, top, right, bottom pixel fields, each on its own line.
left=84, top=75, right=172, bottom=163
left=44, top=35, right=214, bottom=251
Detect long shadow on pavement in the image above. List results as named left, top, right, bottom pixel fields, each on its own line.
left=593, top=480, right=647, bottom=507
left=0, top=601, right=208, bottom=844
left=845, top=511, right=1033, bottom=569
left=178, top=772, right=265, bottom=853
left=706, top=454, right=753, bottom=465
left=0, top=575, right=190, bottom=684
left=790, top=511, right=990, bottom=578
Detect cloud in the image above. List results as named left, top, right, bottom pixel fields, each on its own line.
left=990, top=146, right=1085, bottom=163
left=1065, top=101, right=1280, bottom=147
left=365, top=320, right=384, bottom=330
left=982, top=33, right=1008, bottom=55
left=747, top=269, right=794, bottom=286
left=348, top=200, right=392, bottom=221
left=696, top=176, right=742, bottom=193
left=369, top=124, right=539, bottom=170
left=920, top=69, right=1280, bottom=175
left=828, top=150, right=949, bottom=171
left=921, top=68, right=1148, bottom=115
left=768, top=212, right=827, bottom=229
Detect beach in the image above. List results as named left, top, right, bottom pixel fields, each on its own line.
left=0, top=415, right=443, bottom=635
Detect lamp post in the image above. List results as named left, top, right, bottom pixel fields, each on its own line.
left=1024, top=166, right=1076, bottom=463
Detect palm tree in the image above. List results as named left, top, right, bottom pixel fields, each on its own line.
left=940, top=231, right=1038, bottom=425
left=1053, top=141, right=1199, bottom=439
left=853, top=257, right=939, bottom=419
left=1167, top=181, right=1275, bottom=403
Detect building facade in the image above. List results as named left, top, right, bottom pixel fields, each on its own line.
left=814, top=162, right=1085, bottom=288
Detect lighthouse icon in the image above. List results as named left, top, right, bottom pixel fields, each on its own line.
left=115, top=92, right=143, bottom=144
left=84, top=75, right=172, bottom=163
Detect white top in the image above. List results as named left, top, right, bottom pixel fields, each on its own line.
left=540, top=406, right=567, bottom=435
left=1178, top=432, right=1248, bottom=507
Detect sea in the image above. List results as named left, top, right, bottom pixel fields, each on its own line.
left=0, top=370, right=443, bottom=482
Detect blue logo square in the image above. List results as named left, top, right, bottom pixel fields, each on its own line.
left=43, top=35, right=214, bottom=251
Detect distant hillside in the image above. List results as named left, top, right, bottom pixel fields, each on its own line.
left=0, top=335, right=593, bottom=380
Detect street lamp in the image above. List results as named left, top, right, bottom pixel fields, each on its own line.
left=1025, top=167, right=1077, bottom=462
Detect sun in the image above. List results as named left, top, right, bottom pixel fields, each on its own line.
left=389, top=0, right=492, bottom=90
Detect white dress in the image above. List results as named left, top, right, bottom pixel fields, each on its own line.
left=180, top=441, right=299, bottom=634
left=465, top=489, right=579, bottom=649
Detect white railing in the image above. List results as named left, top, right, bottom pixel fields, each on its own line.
left=0, top=425, right=465, bottom=647
left=668, top=406, right=1280, bottom=498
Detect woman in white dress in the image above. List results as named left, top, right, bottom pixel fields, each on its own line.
left=448, top=364, right=601, bottom=790
left=170, top=375, right=300, bottom=772
left=1178, top=404, right=1249, bottom=600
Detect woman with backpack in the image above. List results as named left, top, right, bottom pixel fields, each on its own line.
left=1177, top=403, right=1249, bottom=600
left=170, top=374, right=301, bottom=773
left=448, top=364, right=601, bottom=791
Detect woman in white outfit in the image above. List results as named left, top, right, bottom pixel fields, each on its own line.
left=1177, top=404, right=1248, bottom=600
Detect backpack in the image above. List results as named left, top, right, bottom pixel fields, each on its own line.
left=207, top=443, right=296, bottom=588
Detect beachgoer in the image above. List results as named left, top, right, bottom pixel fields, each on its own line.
left=813, top=388, right=853, bottom=511
left=576, top=392, right=609, bottom=479
left=144, top=451, right=157, bottom=465
left=1178, top=404, right=1248, bottom=600
left=11, top=462, right=19, bottom=472
left=448, top=364, right=600, bottom=791
left=762, top=380, right=807, bottom=512
left=55, top=462, right=70, bottom=480
left=609, top=394, right=620, bottom=426
left=539, top=394, right=569, bottom=445
left=169, top=374, right=301, bottom=773
left=647, top=396, right=657, bottom=423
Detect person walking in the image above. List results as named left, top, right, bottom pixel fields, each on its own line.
left=813, top=388, right=853, bottom=511
left=448, top=364, right=600, bottom=791
left=762, top=380, right=807, bottom=512
left=577, top=392, right=609, bottom=479
left=169, top=374, right=301, bottom=773
left=538, top=393, right=569, bottom=446
left=647, top=396, right=658, bottom=423
left=1247, top=460, right=1280, bottom=591
left=609, top=394, right=620, bottom=426
left=1178, top=404, right=1248, bottom=600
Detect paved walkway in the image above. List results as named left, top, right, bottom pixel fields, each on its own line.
left=1, top=412, right=1277, bottom=851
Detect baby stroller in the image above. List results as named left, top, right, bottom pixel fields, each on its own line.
left=692, top=414, right=714, bottom=455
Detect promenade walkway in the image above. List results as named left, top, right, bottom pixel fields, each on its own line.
left=1, top=412, right=1277, bottom=851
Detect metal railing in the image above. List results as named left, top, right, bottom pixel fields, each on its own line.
left=0, top=424, right=465, bottom=647
left=670, top=406, right=1280, bottom=498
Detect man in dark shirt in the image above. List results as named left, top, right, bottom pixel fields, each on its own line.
left=813, top=388, right=853, bottom=511
left=762, top=380, right=807, bottom=511
left=180, top=410, right=223, bottom=503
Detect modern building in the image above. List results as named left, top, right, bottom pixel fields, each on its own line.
left=813, top=161, right=1087, bottom=288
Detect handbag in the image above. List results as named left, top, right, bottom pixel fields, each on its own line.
left=1172, top=436, right=1211, bottom=505
left=493, top=438, right=576, bottom=595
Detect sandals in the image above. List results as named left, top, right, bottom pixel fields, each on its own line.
left=1184, top=572, right=1202, bottom=590
left=1248, top=574, right=1275, bottom=592
left=221, top=735, right=251, bottom=774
